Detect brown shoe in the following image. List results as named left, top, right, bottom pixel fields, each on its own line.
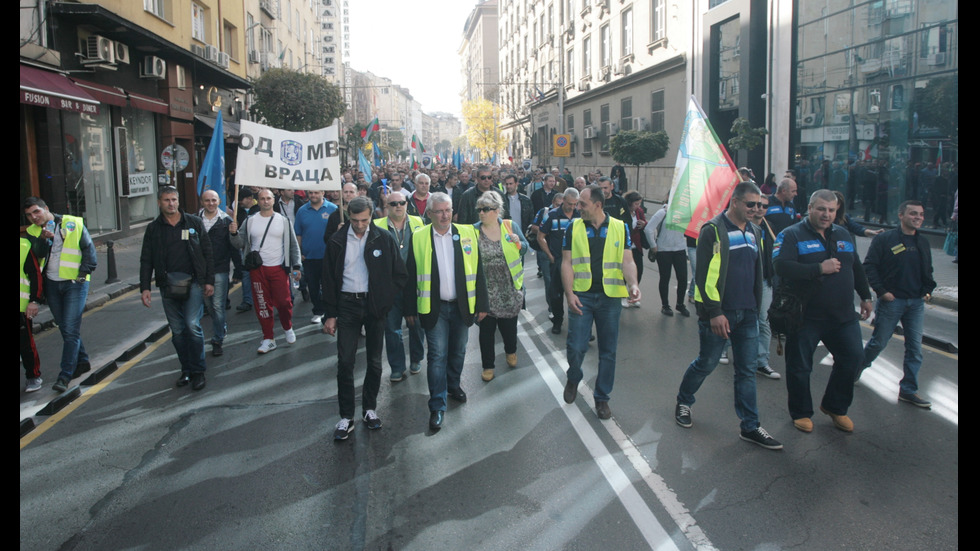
left=563, top=379, right=578, bottom=404
left=482, top=369, right=494, bottom=382
left=596, top=401, right=612, bottom=419
left=820, top=406, right=854, bottom=432
left=793, top=417, right=813, bottom=433
left=506, top=353, right=517, bottom=368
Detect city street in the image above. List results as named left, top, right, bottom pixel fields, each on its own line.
left=20, top=239, right=958, bottom=550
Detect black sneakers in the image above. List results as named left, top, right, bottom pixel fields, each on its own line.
left=675, top=403, right=693, bottom=428
left=334, top=418, right=354, bottom=440
left=739, top=427, right=783, bottom=450
left=363, top=410, right=383, bottom=430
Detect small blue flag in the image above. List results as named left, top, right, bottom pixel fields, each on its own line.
left=197, top=109, right=226, bottom=211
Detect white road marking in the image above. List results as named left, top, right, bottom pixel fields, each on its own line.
left=518, top=308, right=717, bottom=551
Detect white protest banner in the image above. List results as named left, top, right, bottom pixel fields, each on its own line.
left=235, top=119, right=342, bottom=191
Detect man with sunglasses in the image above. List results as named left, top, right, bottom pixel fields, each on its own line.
left=674, top=182, right=784, bottom=450
left=456, top=167, right=507, bottom=224
left=375, top=191, right=426, bottom=381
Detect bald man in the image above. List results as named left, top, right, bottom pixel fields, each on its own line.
left=198, top=189, right=239, bottom=356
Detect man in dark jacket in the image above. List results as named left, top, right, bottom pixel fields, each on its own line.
left=857, top=200, right=936, bottom=408
left=322, top=196, right=407, bottom=441
left=140, top=186, right=215, bottom=391
left=198, top=189, right=237, bottom=357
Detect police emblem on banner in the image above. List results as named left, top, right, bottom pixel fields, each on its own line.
left=280, top=140, right=303, bottom=166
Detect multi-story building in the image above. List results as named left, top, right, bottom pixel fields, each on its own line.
left=343, top=68, right=424, bottom=154
left=20, top=0, right=332, bottom=239
left=460, top=0, right=500, bottom=105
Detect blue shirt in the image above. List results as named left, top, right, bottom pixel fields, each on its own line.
left=294, top=201, right=336, bottom=259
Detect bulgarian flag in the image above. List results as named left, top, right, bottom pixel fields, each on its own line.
left=665, top=95, right=740, bottom=239
left=361, top=116, right=379, bottom=142
left=411, top=132, right=425, bottom=169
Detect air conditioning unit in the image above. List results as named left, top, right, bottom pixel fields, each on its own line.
left=205, top=45, right=220, bottom=63
left=217, top=52, right=230, bottom=69
left=140, top=56, right=167, bottom=79
left=85, top=35, right=115, bottom=63
left=248, top=50, right=259, bottom=63
left=565, top=28, right=575, bottom=42
left=530, top=49, right=537, bottom=59
left=114, top=41, right=130, bottom=64
left=835, top=114, right=851, bottom=124
left=800, top=113, right=818, bottom=127
left=577, top=81, right=590, bottom=92
left=604, top=122, right=618, bottom=136
left=547, top=33, right=554, bottom=43
left=927, top=52, right=946, bottom=66
left=599, top=66, right=611, bottom=81
left=191, top=44, right=207, bottom=59
left=613, top=62, right=625, bottom=75
left=631, top=117, right=647, bottom=131
left=583, top=126, right=595, bottom=139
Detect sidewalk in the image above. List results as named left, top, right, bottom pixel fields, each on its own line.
left=20, top=228, right=958, bottom=435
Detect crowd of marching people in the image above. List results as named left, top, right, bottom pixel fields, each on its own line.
left=22, top=158, right=937, bottom=451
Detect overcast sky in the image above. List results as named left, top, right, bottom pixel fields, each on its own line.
left=346, top=0, right=478, bottom=120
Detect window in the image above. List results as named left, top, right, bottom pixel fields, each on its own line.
left=176, top=64, right=187, bottom=89
left=566, top=48, right=575, bottom=82
left=144, top=0, right=172, bottom=20
left=223, top=21, right=237, bottom=58
left=191, top=3, right=207, bottom=42
left=567, top=113, right=575, bottom=155
left=600, top=103, right=610, bottom=152
left=583, top=108, right=593, bottom=154
left=650, top=89, right=664, bottom=132
left=583, top=35, right=592, bottom=76
left=621, top=97, right=632, bottom=131
left=652, top=0, right=665, bottom=43
left=246, top=13, right=255, bottom=55
left=601, top=24, right=611, bottom=67
left=621, top=8, right=633, bottom=57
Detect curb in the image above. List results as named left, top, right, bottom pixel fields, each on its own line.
left=31, top=282, right=141, bottom=334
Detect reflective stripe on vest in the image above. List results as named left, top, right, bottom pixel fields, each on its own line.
left=20, top=239, right=32, bottom=312
left=500, top=219, right=524, bottom=290
left=374, top=215, right=425, bottom=233
left=28, top=216, right=89, bottom=281
left=569, top=218, right=628, bottom=297
left=412, top=224, right=480, bottom=314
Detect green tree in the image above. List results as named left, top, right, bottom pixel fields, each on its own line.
left=609, top=130, right=671, bottom=185
left=911, top=75, right=957, bottom=139
left=251, top=68, right=346, bottom=131
left=727, top=117, right=768, bottom=154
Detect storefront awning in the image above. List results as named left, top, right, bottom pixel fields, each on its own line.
left=20, top=64, right=100, bottom=114
left=69, top=78, right=128, bottom=107
left=194, top=114, right=241, bottom=139
left=127, top=91, right=169, bottom=114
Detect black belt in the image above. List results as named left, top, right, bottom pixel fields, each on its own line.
left=441, top=299, right=457, bottom=304
left=341, top=291, right=368, bottom=299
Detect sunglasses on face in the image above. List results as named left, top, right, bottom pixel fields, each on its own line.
left=388, top=201, right=407, bottom=206
left=476, top=207, right=497, bottom=213
left=743, top=201, right=765, bottom=209
left=478, top=175, right=492, bottom=180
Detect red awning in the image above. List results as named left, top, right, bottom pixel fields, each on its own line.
left=20, top=64, right=100, bottom=114
left=127, top=91, right=168, bottom=114
left=69, top=78, right=128, bottom=107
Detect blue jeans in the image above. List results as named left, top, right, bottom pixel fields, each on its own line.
left=162, top=283, right=207, bottom=374
left=302, top=258, right=325, bottom=316
left=566, top=292, right=622, bottom=403
left=677, top=309, right=761, bottom=432
left=44, top=278, right=90, bottom=381
left=756, top=281, right=773, bottom=368
left=861, top=297, right=925, bottom=395
left=205, top=272, right=229, bottom=344
left=785, top=318, right=862, bottom=419
left=386, top=289, right=425, bottom=377
left=536, top=250, right=552, bottom=292
left=425, top=301, right=469, bottom=412
left=240, top=269, right=253, bottom=306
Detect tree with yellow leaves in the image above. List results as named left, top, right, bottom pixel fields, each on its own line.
left=462, top=98, right=508, bottom=162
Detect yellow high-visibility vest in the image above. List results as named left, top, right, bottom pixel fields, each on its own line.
left=20, top=238, right=32, bottom=312
left=27, top=215, right=89, bottom=281
left=569, top=217, right=627, bottom=297
left=412, top=224, right=480, bottom=314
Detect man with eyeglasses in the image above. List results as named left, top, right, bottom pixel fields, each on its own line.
left=456, top=167, right=508, bottom=225
left=374, top=190, right=427, bottom=381
left=674, top=182, right=784, bottom=450
left=404, top=192, right=489, bottom=431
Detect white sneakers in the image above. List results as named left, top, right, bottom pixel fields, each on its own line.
left=284, top=328, right=296, bottom=344
left=25, top=377, right=42, bottom=393
left=311, top=315, right=323, bottom=324
left=257, top=339, right=277, bottom=354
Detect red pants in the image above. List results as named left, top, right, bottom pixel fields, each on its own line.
left=250, top=265, right=293, bottom=339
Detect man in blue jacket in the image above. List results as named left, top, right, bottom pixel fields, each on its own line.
left=857, top=200, right=936, bottom=408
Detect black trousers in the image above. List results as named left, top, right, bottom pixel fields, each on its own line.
left=336, top=295, right=385, bottom=419
left=478, top=315, right=518, bottom=370
left=656, top=250, right=688, bottom=307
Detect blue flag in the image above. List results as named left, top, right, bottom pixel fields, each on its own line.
left=197, top=110, right=226, bottom=211
left=358, top=148, right=372, bottom=184
left=373, top=142, right=382, bottom=167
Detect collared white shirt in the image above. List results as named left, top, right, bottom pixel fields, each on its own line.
left=507, top=193, right=522, bottom=226
left=432, top=226, right=456, bottom=301
left=342, top=224, right=369, bottom=293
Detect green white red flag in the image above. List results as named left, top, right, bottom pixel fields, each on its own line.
left=361, top=116, right=379, bottom=142
left=665, top=95, right=740, bottom=239
left=411, top=133, right=425, bottom=170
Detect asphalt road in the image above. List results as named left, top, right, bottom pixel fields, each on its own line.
left=20, top=260, right=958, bottom=550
